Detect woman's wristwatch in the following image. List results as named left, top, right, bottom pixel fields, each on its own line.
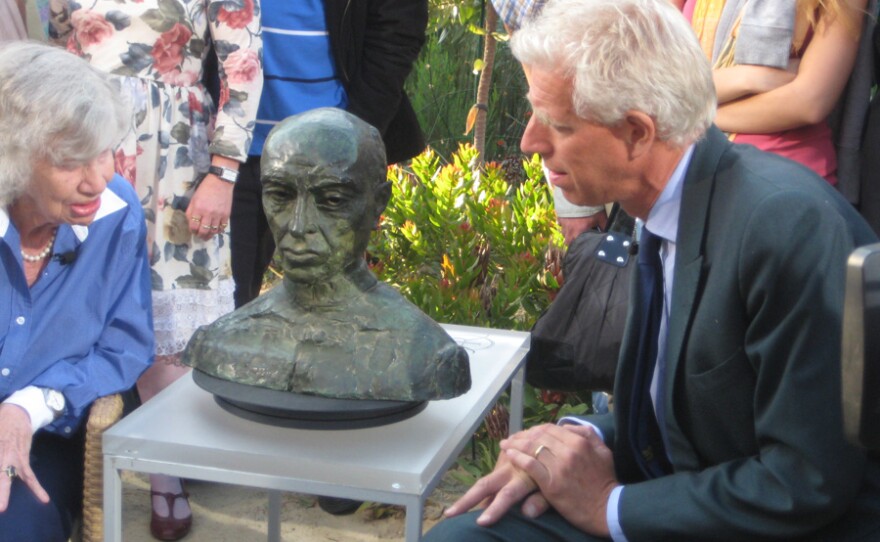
left=208, top=165, right=239, bottom=184
left=41, top=388, right=66, bottom=420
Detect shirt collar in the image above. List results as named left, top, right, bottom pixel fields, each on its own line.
left=0, top=208, right=8, bottom=237
left=644, top=144, right=695, bottom=245
left=1, top=184, right=128, bottom=243
left=71, top=186, right=127, bottom=242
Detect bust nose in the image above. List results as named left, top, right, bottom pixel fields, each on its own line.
left=290, top=196, right=318, bottom=235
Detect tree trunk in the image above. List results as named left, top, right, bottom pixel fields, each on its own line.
left=473, top=2, right=498, bottom=164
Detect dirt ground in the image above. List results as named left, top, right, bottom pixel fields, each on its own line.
left=118, top=466, right=469, bottom=542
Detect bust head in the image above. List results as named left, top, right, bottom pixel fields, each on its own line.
left=183, top=108, right=471, bottom=405
left=261, top=108, right=391, bottom=284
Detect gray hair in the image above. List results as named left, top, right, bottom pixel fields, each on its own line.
left=0, top=41, right=128, bottom=207
left=511, top=0, right=715, bottom=147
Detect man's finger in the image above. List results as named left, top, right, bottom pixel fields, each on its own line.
left=475, top=470, right=538, bottom=526
left=445, top=469, right=510, bottom=517
left=506, top=446, right=553, bottom=489
left=521, top=491, right=551, bottom=518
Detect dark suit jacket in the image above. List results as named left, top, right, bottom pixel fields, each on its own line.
left=324, top=0, right=427, bottom=164
left=588, top=128, right=880, bottom=540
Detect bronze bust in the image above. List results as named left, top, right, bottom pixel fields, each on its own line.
left=183, top=108, right=471, bottom=402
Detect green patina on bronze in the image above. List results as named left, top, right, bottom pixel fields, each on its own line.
left=182, top=108, right=471, bottom=401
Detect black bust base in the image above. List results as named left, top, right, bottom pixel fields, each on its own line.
left=192, top=369, right=428, bottom=429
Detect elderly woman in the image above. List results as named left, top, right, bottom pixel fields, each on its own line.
left=0, top=42, right=153, bottom=542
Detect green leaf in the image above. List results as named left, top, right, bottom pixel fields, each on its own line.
left=141, top=9, right=174, bottom=33
left=158, top=0, right=185, bottom=21
left=170, top=122, right=191, bottom=144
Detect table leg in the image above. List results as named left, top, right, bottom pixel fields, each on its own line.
left=404, top=497, right=425, bottom=542
left=508, top=365, right=525, bottom=434
left=103, top=458, right=123, bottom=541
left=268, top=490, right=282, bottom=542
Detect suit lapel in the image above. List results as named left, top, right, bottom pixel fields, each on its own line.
left=663, top=127, right=728, bottom=467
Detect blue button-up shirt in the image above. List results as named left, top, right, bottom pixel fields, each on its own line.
left=0, top=175, right=153, bottom=435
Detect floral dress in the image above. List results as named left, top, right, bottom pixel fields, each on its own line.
left=51, top=0, right=262, bottom=356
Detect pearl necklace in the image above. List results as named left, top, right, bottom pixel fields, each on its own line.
left=21, top=228, right=57, bottom=263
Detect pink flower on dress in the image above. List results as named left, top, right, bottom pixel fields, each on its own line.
left=223, top=49, right=260, bottom=85
left=114, top=148, right=137, bottom=186
left=160, top=69, right=198, bottom=87
left=71, top=10, right=114, bottom=47
left=152, top=23, right=192, bottom=75
left=216, top=0, right=254, bottom=29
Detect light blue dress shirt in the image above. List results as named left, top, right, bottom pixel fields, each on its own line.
left=560, top=145, right=694, bottom=542
left=0, top=175, right=154, bottom=436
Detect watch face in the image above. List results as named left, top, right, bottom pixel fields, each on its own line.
left=46, top=390, right=64, bottom=411
left=211, top=166, right=238, bottom=183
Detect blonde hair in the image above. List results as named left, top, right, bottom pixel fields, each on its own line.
left=799, top=0, right=863, bottom=36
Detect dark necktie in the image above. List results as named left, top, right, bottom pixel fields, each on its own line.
left=628, top=229, right=672, bottom=478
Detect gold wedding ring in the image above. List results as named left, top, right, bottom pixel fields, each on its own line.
left=191, top=216, right=201, bottom=223
left=533, top=444, right=548, bottom=459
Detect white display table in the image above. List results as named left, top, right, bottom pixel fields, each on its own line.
left=103, top=324, right=530, bottom=541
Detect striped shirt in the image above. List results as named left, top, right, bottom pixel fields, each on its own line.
left=251, top=0, right=348, bottom=156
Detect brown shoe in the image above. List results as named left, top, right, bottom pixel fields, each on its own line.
left=150, top=490, right=192, bottom=541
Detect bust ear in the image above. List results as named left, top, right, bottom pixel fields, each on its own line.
left=373, top=180, right=392, bottom=216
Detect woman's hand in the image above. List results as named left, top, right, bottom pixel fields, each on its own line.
left=0, top=404, right=48, bottom=512
left=713, top=61, right=798, bottom=105
left=186, top=156, right=239, bottom=241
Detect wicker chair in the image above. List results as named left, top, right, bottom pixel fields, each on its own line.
left=72, top=393, right=125, bottom=542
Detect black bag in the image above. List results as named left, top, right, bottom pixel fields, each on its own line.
left=526, top=206, right=635, bottom=392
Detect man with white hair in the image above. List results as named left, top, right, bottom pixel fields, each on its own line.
left=425, top=0, right=880, bottom=540
left=490, top=0, right=609, bottom=244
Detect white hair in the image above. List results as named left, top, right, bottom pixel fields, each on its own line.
left=511, top=0, right=715, bottom=147
left=0, top=41, right=129, bottom=207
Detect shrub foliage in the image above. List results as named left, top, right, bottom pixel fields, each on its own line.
left=369, top=144, right=563, bottom=331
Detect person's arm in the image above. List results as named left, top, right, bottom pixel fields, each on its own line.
left=26, top=181, right=154, bottom=433
left=712, top=61, right=797, bottom=104
left=715, top=0, right=865, bottom=134
left=343, top=0, right=428, bottom=135
left=186, top=0, right=263, bottom=239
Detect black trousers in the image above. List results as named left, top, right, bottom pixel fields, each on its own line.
left=0, top=427, right=85, bottom=542
left=230, top=155, right=275, bottom=309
